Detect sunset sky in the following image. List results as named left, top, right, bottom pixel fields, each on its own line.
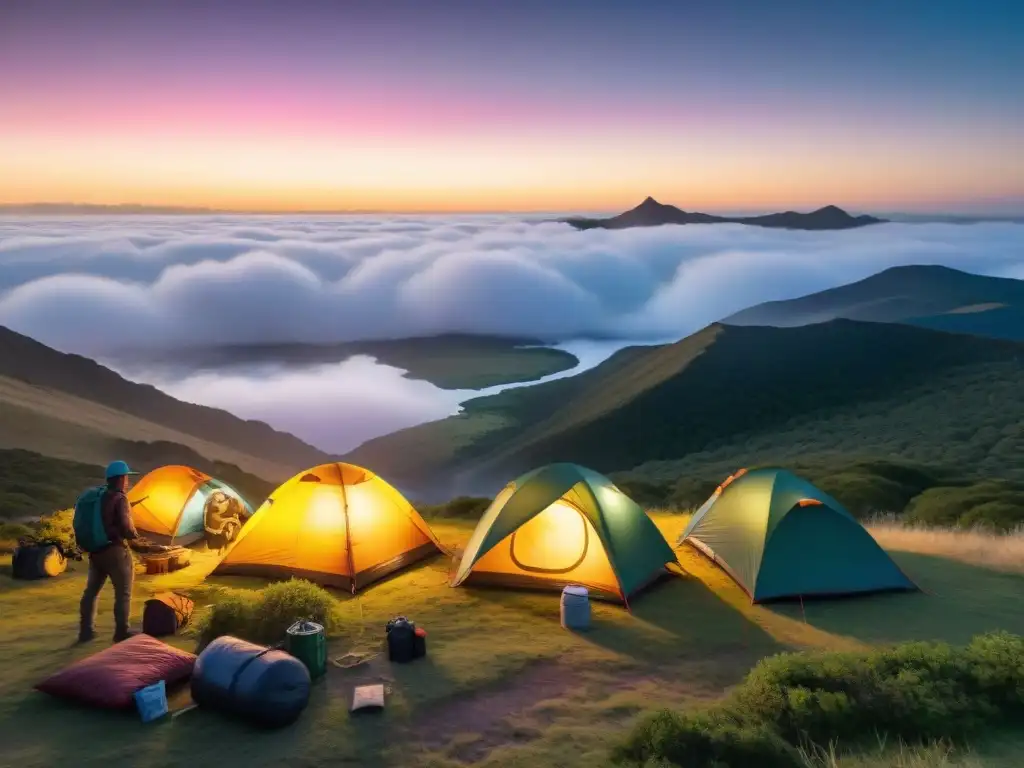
left=1, top=0, right=1022, bottom=214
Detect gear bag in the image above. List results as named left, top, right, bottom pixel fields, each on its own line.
left=73, top=486, right=111, bottom=553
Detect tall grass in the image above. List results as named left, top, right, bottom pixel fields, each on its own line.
left=867, top=522, right=1024, bottom=575
left=800, top=738, right=982, bottom=767
left=194, top=578, right=340, bottom=649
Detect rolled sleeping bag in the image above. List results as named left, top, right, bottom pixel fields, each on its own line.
left=191, top=635, right=311, bottom=728
left=11, top=544, right=67, bottom=579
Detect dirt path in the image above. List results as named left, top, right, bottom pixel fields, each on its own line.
left=404, top=652, right=754, bottom=764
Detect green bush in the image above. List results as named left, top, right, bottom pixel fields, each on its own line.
left=904, top=482, right=1024, bottom=531
left=612, top=708, right=802, bottom=768
left=613, top=632, right=1024, bottom=768
left=418, top=495, right=492, bottom=520
left=32, top=508, right=80, bottom=555
left=196, top=579, right=339, bottom=649
left=0, top=521, right=34, bottom=553
left=615, top=479, right=673, bottom=508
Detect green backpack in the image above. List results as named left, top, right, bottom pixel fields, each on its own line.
left=73, top=486, right=111, bottom=553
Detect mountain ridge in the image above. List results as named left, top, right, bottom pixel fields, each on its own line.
left=0, top=325, right=331, bottom=475
left=723, top=264, right=1024, bottom=336
left=346, top=318, right=1024, bottom=499
left=564, top=197, right=886, bottom=231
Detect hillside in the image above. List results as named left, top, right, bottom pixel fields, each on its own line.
left=564, top=197, right=884, bottom=231
left=723, top=264, right=1024, bottom=338
left=0, top=325, right=329, bottom=472
left=347, top=320, right=1024, bottom=500
left=0, top=447, right=274, bottom=521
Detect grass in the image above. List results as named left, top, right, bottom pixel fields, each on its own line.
left=1, top=515, right=1024, bottom=768
left=869, top=523, right=1024, bottom=576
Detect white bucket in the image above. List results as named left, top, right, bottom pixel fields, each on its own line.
left=560, top=585, right=591, bottom=630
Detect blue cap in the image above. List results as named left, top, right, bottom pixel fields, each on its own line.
left=105, top=460, right=139, bottom=480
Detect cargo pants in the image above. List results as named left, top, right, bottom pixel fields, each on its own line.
left=79, top=544, right=134, bottom=640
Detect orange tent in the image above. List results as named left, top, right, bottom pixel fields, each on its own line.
left=211, top=462, right=445, bottom=592
left=128, top=465, right=251, bottom=545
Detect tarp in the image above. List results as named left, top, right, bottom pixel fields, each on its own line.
left=679, top=467, right=918, bottom=602
left=128, top=465, right=251, bottom=544
left=212, top=462, right=445, bottom=592
left=451, top=463, right=676, bottom=602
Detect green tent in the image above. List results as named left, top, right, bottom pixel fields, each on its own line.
left=451, top=463, right=676, bottom=603
left=679, top=468, right=917, bottom=603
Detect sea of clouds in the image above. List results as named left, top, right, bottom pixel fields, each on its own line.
left=1, top=214, right=1022, bottom=452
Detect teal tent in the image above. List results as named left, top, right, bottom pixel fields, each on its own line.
left=451, top=463, right=676, bottom=603
left=678, top=468, right=917, bottom=603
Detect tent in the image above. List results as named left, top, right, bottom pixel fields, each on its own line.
left=678, top=468, right=917, bottom=603
left=450, top=463, right=676, bottom=603
left=128, top=465, right=253, bottom=545
left=212, top=462, right=445, bottom=592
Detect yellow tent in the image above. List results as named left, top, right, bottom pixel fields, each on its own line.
left=128, top=465, right=252, bottom=545
left=211, top=462, right=445, bottom=592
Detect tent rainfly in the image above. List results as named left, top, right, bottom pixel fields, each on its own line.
left=451, top=463, right=676, bottom=603
left=212, top=462, right=445, bottom=592
left=678, top=467, right=918, bottom=603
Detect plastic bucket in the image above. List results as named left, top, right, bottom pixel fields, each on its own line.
left=285, top=620, right=327, bottom=680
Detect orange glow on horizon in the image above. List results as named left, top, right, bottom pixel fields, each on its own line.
left=2, top=128, right=1021, bottom=214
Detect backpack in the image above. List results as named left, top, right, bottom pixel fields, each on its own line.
left=73, top=486, right=111, bottom=553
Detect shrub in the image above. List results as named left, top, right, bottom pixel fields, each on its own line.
left=418, top=495, right=492, bottom=520
left=196, top=579, right=339, bottom=649
left=615, top=479, right=673, bottom=508
left=31, top=508, right=80, bottom=556
left=904, top=482, right=1024, bottom=531
left=612, top=709, right=802, bottom=768
left=613, top=632, right=1024, bottom=768
left=0, top=521, right=34, bottom=554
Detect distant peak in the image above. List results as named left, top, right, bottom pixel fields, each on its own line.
left=814, top=204, right=848, bottom=215
left=638, top=196, right=663, bottom=207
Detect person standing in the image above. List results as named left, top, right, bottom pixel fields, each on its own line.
left=76, top=460, right=140, bottom=643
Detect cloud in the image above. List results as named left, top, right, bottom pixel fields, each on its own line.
left=1, top=214, right=1023, bottom=358
left=135, top=356, right=467, bottom=454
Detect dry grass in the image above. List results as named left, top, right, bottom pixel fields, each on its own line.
left=801, top=739, right=983, bottom=767
left=867, top=523, right=1024, bottom=575
left=662, top=508, right=1024, bottom=577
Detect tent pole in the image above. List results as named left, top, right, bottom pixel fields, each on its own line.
left=337, top=463, right=357, bottom=596
left=799, top=594, right=807, bottom=624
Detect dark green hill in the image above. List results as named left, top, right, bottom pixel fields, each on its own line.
left=905, top=304, right=1024, bottom=341
left=347, top=320, right=1024, bottom=500
left=723, top=265, right=1024, bottom=337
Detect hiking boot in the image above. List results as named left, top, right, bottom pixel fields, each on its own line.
left=113, top=630, right=139, bottom=643
left=76, top=629, right=96, bottom=644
